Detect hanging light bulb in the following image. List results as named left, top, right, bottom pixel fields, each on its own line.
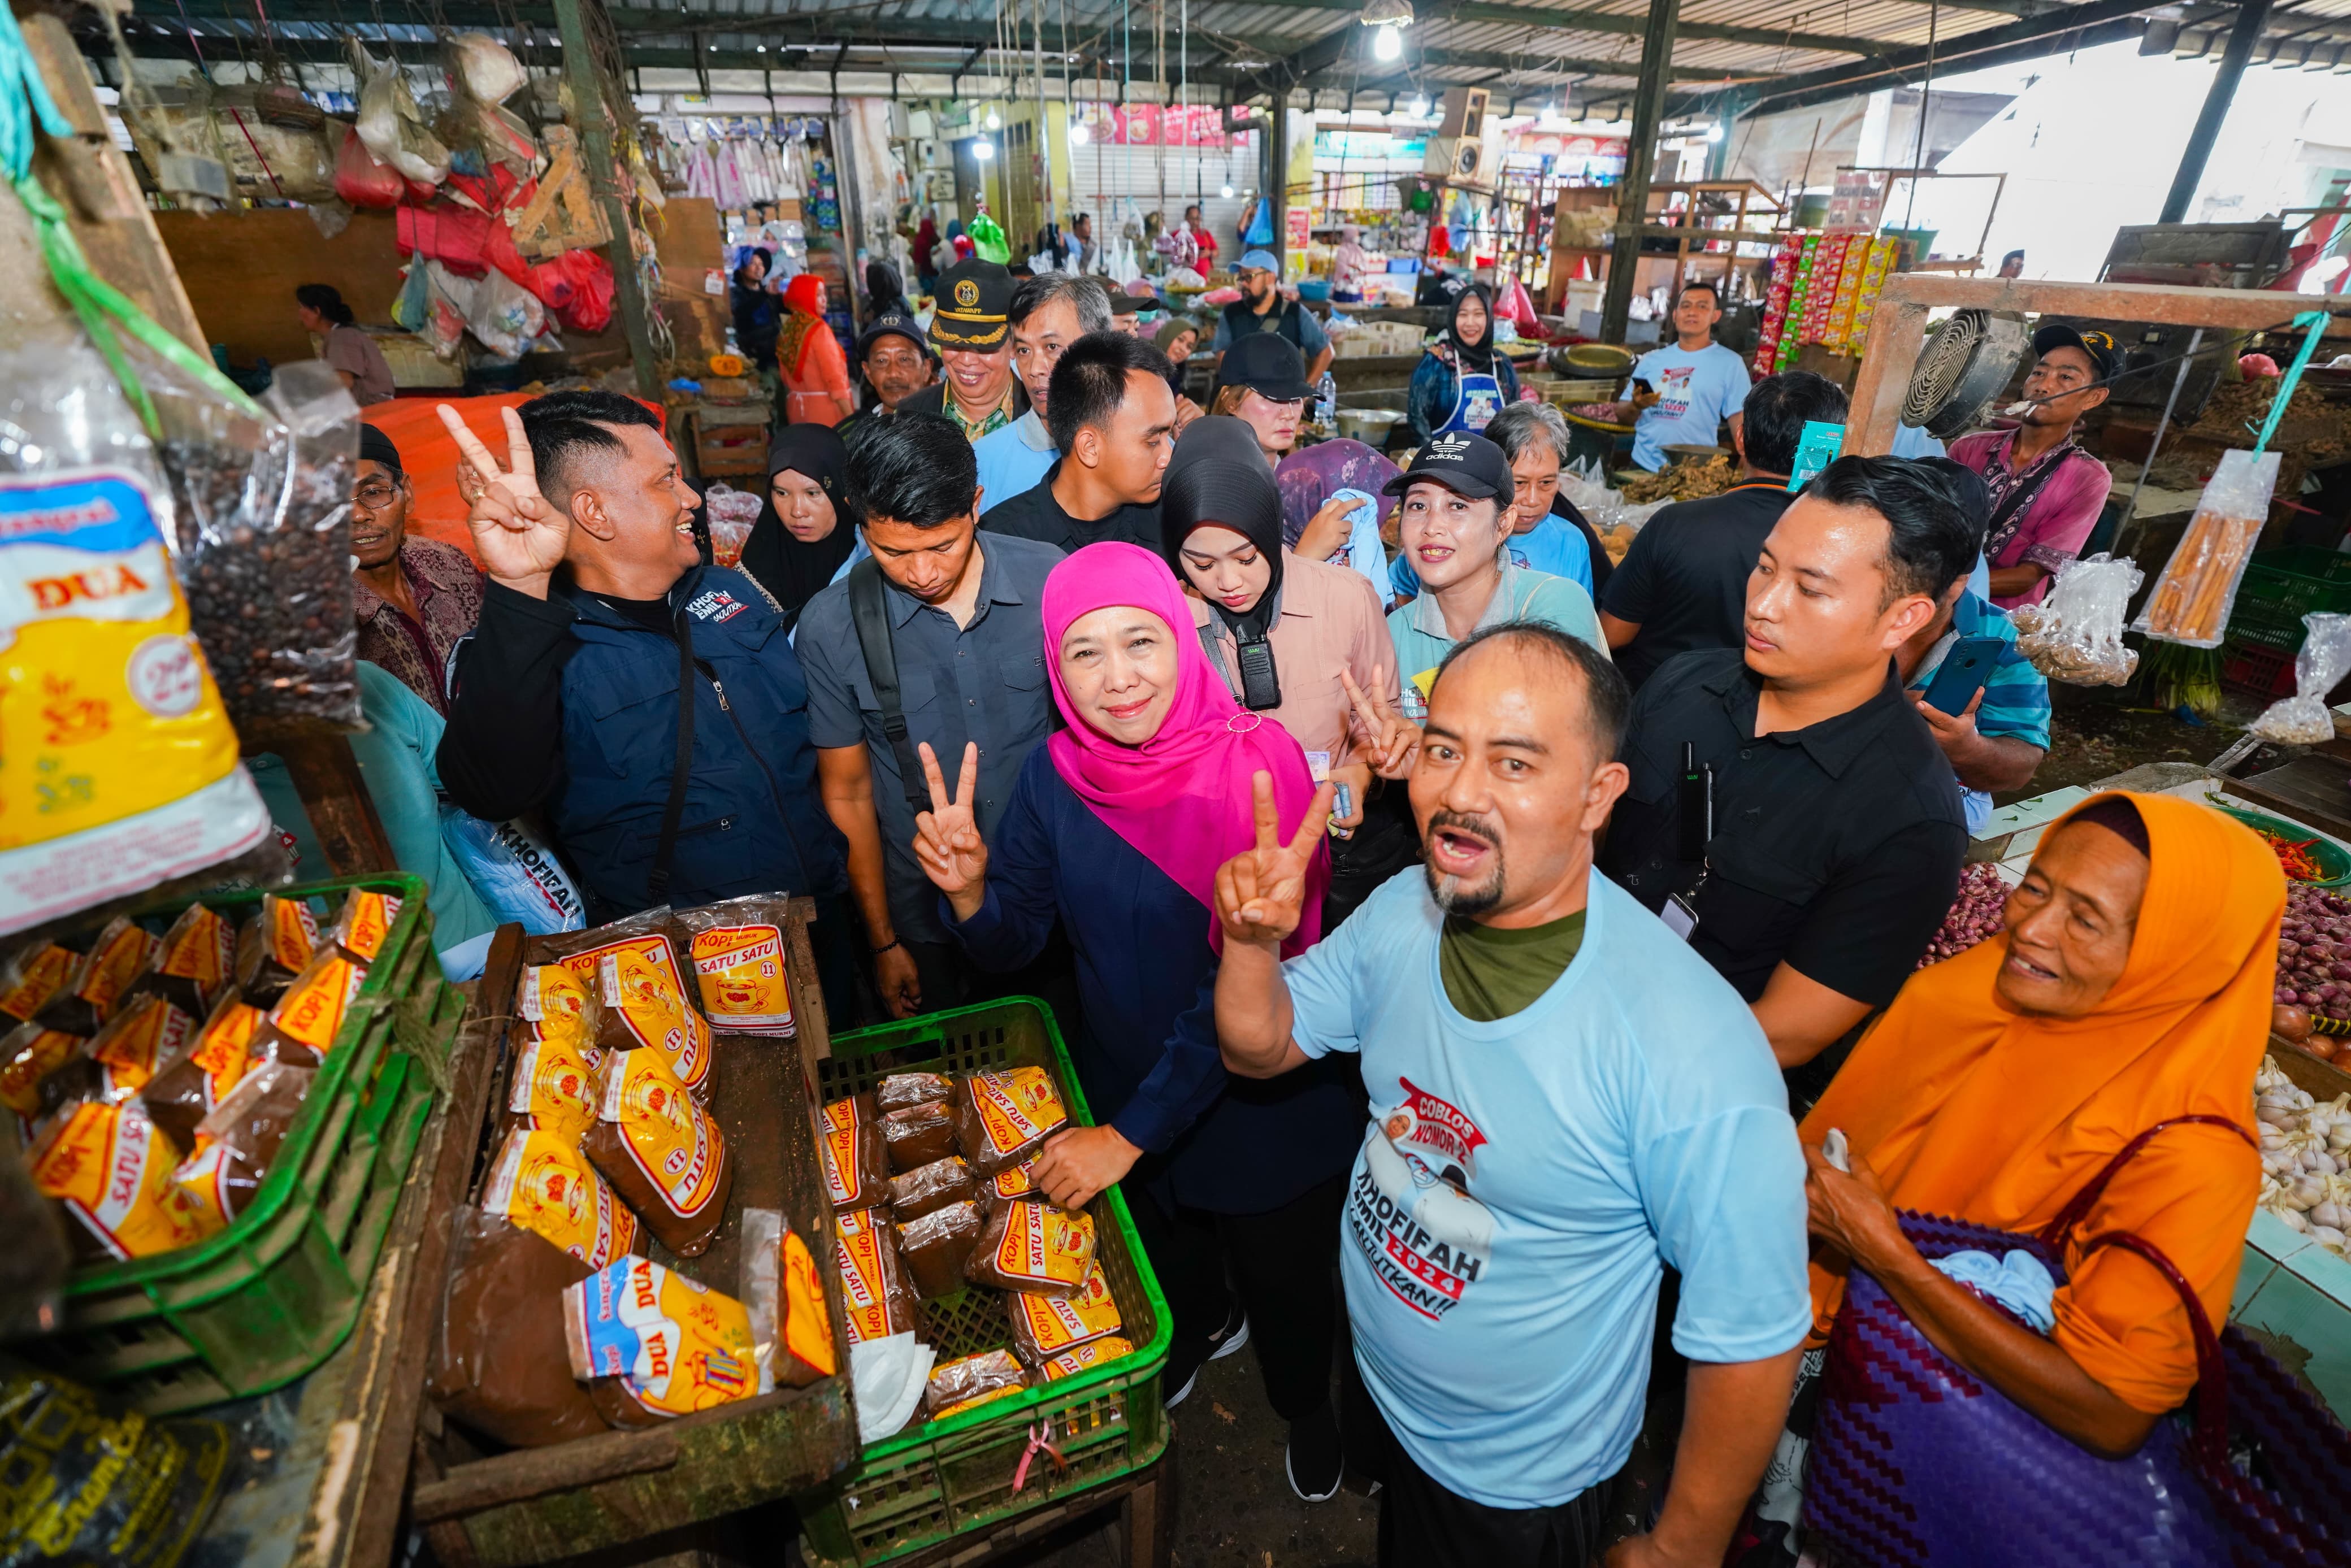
left=975, top=140, right=997, bottom=160
left=986, top=109, right=1002, bottom=130
left=1071, top=118, right=1091, bottom=145
left=1220, top=182, right=1234, bottom=198
left=1705, top=120, right=1725, bottom=142
left=1372, top=24, right=1403, bottom=61
left=755, top=43, right=766, bottom=52
left=1408, top=94, right=1429, bottom=118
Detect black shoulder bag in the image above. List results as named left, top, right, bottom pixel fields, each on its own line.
left=847, top=557, right=933, bottom=820
left=647, top=605, right=698, bottom=907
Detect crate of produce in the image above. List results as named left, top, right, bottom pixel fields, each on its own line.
left=2225, top=546, right=2351, bottom=653
left=797, top=1000, right=1171, bottom=1568
left=2221, top=638, right=2300, bottom=698
left=18, top=873, right=462, bottom=1413
left=2214, top=803, right=2351, bottom=887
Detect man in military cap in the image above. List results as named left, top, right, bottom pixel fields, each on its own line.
left=900, top=258, right=1028, bottom=442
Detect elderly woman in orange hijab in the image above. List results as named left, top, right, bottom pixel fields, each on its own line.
left=1751, top=792, right=2281, bottom=1563
left=775, top=273, right=856, bottom=427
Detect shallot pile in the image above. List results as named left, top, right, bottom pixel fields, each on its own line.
left=2271, top=885, right=2351, bottom=1050
left=1916, top=863, right=2010, bottom=968
left=2254, top=1056, right=2351, bottom=1259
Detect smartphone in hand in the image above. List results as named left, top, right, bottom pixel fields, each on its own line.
left=1920, top=636, right=2005, bottom=716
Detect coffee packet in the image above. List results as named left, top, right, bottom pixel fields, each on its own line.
left=250, top=948, right=367, bottom=1068
left=924, top=1348, right=1027, bottom=1421
left=875, top=1071, right=953, bottom=1113
left=952, top=1066, right=1069, bottom=1175
left=580, top=1046, right=732, bottom=1257
left=563, top=1256, right=769, bottom=1428
left=234, top=894, right=319, bottom=1007
left=0, top=940, right=77, bottom=1023
left=516, top=963, right=603, bottom=1065
left=504, top=1032, right=601, bottom=1147
left=36, top=919, right=161, bottom=1036
left=30, top=1098, right=218, bottom=1263
left=896, top=1198, right=984, bottom=1300
left=1007, top=1261, right=1123, bottom=1366
left=889, top=1155, right=977, bottom=1223
left=170, top=1060, right=315, bottom=1230
left=1, top=1021, right=83, bottom=1130
left=140, top=991, right=262, bottom=1150
left=483, top=1124, right=636, bottom=1267
left=832, top=1205, right=917, bottom=1343
left=966, top=1200, right=1098, bottom=1297
left=740, top=1208, right=840, bottom=1391
left=983, top=1155, right=1040, bottom=1209
left=143, top=903, right=236, bottom=1017
left=880, top=1099, right=957, bottom=1173
left=428, top=1211, right=606, bottom=1447
left=328, top=888, right=404, bottom=963
left=41, top=994, right=197, bottom=1119
left=1036, top=1335, right=1134, bottom=1383
left=672, top=896, right=796, bottom=1037
left=819, top=1092, right=890, bottom=1211
left=539, top=915, right=713, bottom=1098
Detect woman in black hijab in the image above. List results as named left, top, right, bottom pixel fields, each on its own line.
left=864, top=258, right=908, bottom=320
left=1406, top=280, right=1520, bottom=441
left=738, top=424, right=860, bottom=632
left=731, top=249, right=781, bottom=368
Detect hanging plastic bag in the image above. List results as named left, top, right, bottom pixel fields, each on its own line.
left=2249, top=612, right=2351, bottom=742
left=966, top=210, right=1010, bottom=266
left=1244, top=197, right=1276, bottom=248
left=448, top=32, right=526, bottom=105
left=355, top=55, right=449, bottom=188
left=538, top=248, right=614, bottom=335
left=413, top=260, right=473, bottom=359
left=702, top=483, right=762, bottom=568
left=391, top=258, right=432, bottom=333
left=333, top=124, right=402, bottom=209
left=2012, top=554, right=2145, bottom=686
left=2134, top=448, right=2279, bottom=649
left=463, top=267, right=546, bottom=360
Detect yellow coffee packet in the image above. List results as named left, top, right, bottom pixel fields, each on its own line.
left=674, top=897, right=795, bottom=1037
left=0, top=942, right=76, bottom=1022
left=831, top=1205, right=917, bottom=1344
left=966, top=1200, right=1098, bottom=1295
left=483, top=1124, right=635, bottom=1267
left=329, top=888, right=403, bottom=963
left=30, top=1098, right=218, bottom=1262
left=563, top=1256, right=767, bottom=1420
left=1, top=1021, right=81, bottom=1123
left=1008, top=1261, right=1123, bottom=1365
left=778, top=1227, right=838, bottom=1385
left=259, top=950, right=367, bottom=1062
left=581, top=1046, right=731, bottom=1256
left=517, top=963, right=601, bottom=1063
left=952, top=1066, right=1069, bottom=1175
left=1037, top=1336, right=1135, bottom=1383
left=505, top=1033, right=600, bottom=1146
left=86, top=993, right=197, bottom=1103
left=558, top=933, right=710, bottom=1095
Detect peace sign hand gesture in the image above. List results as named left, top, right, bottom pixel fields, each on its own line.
left=436, top=403, right=567, bottom=596
left=1214, top=771, right=1335, bottom=949
left=1341, top=666, right=1421, bottom=780
left=912, top=741, right=990, bottom=921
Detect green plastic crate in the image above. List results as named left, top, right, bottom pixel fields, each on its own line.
left=2226, top=546, right=2351, bottom=653
left=798, top=1000, right=1172, bottom=1568
left=16, top=874, right=462, bottom=1413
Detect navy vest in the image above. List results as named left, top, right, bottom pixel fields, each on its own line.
left=550, top=566, right=847, bottom=919
left=1220, top=296, right=1311, bottom=350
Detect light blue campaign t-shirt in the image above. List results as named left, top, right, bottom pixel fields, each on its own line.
left=1281, top=867, right=1811, bottom=1509
left=1624, top=341, right=1753, bottom=472
left=974, top=409, right=1057, bottom=516
left=1504, top=511, right=1593, bottom=592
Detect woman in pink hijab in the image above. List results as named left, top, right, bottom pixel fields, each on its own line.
left=912, top=541, right=1363, bottom=1497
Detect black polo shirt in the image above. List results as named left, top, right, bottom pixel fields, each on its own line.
left=1598, top=647, right=1966, bottom=1007
left=981, top=459, right=1163, bottom=555
left=1600, top=480, right=1796, bottom=688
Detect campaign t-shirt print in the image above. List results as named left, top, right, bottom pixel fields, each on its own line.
left=1348, top=1078, right=1495, bottom=1323
left=1655, top=366, right=1696, bottom=420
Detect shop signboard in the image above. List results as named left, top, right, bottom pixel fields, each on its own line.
left=1079, top=103, right=1230, bottom=148
left=1826, top=168, right=1888, bottom=235
left=1287, top=205, right=1312, bottom=249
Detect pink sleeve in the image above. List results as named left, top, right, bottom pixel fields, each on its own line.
left=2013, top=456, right=2113, bottom=574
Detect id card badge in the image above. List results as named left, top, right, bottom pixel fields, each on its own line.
left=1304, top=750, right=1332, bottom=784
left=1661, top=895, right=1698, bottom=941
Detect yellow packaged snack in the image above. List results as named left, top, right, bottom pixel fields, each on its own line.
left=504, top=1032, right=601, bottom=1146
left=987, top=1156, right=1039, bottom=1208
left=563, top=1256, right=767, bottom=1426
left=966, top=1200, right=1098, bottom=1296
left=580, top=1046, right=732, bottom=1257
left=482, top=1124, right=635, bottom=1267
left=329, top=888, right=404, bottom=963
left=1007, top=1261, right=1124, bottom=1365
left=140, top=991, right=262, bottom=1148
left=1037, top=1336, right=1135, bottom=1382
left=952, top=1066, right=1069, bottom=1175
left=1, top=1020, right=81, bottom=1129
left=553, top=929, right=712, bottom=1096
left=516, top=963, right=601, bottom=1063
left=831, top=1205, right=917, bottom=1344
left=29, top=1097, right=219, bottom=1263
left=254, top=950, right=367, bottom=1065
left=148, top=902, right=235, bottom=1015
left=0, top=941, right=76, bottom=1020
left=71, top=993, right=197, bottom=1106
left=67, top=918, right=161, bottom=1028
left=777, top=1227, right=838, bottom=1386
left=674, top=896, right=795, bottom=1037
left=0, top=468, right=270, bottom=935
left=236, top=893, right=320, bottom=1005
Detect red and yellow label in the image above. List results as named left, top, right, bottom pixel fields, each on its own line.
left=508, top=1033, right=600, bottom=1145
left=1, top=944, right=76, bottom=1019
left=484, top=1125, right=635, bottom=1266
left=991, top=1158, right=1038, bottom=1204
left=1, top=1024, right=81, bottom=1117
left=183, top=1000, right=261, bottom=1112
left=565, top=1257, right=764, bottom=1417
left=1038, top=1335, right=1135, bottom=1383
left=29, top=1099, right=218, bottom=1258
left=267, top=954, right=366, bottom=1056
left=831, top=1206, right=910, bottom=1343
left=564, top=937, right=709, bottom=1091
left=158, top=904, right=232, bottom=991
left=989, top=1201, right=1096, bottom=1293
left=332, top=889, right=402, bottom=963
left=1012, top=1261, right=1122, bottom=1357
left=76, top=919, right=159, bottom=1020
left=171, top=1139, right=246, bottom=1230
left=782, top=1227, right=838, bottom=1378
left=598, top=1048, right=726, bottom=1219
left=519, top=965, right=598, bottom=1058
left=821, top=1096, right=879, bottom=1208
left=263, top=896, right=319, bottom=974
left=966, top=1067, right=1068, bottom=1161
left=688, top=924, right=793, bottom=1034
left=89, top=996, right=194, bottom=1100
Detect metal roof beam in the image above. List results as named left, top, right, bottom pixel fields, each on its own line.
left=1186, top=0, right=2003, bottom=49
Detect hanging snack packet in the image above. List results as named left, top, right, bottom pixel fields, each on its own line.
left=888, top=1155, right=977, bottom=1223
left=504, top=1031, right=601, bottom=1146
left=923, top=1349, right=1028, bottom=1421
left=145, top=902, right=236, bottom=1016
left=896, top=1198, right=984, bottom=1300
left=1, top=1020, right=82, bottom=1130
left=35, top=918, right=160, bottom=1035
left=2134, top=448, right=2281, bottom=648
left=140, top=990, right=263, bottom=1149
left=952, top=1066, right=1069, bottom=1175
left=875, top=1071, right=953, bottom=1113
left=251, top=948, right=367, bottom=1067
left=563, top=1256, right=769, bottom=1428
left=328, top=887, right=404, bottom=963
left=819, top=1092, right=890, bottom=1211
left=30, top=1098, right=219, bottom=1263
left=41, top=993, right=197, bottom=1117
left=516, top=963, right=602, bottom=1063
left=541, top=916, right=713, bottom=1097
left=482, top=1123, right=636, bottom=1267
left=672, top=896, right=796, bottom=1037
left=1007, top=1261, right=1124, bottom=1367
left=580, top=1046, right=733, bottom=1257
left=966, top=1200, right=1098, bottom=1297
left=428, top=1211, right=606, bottom=1448
left=0, top=941, right=77, bottom=1022
left=880, top=1099, right=958, bottom=1173
left=170, top=1060, right=315, bottom=1230
left=235, top=894, right=320, bottom=1007
left=1037, top=1336, right=1134, bottom=1383
left=832, top=1205, right=917, bottom=1344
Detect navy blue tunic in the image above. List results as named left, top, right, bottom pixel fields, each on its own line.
left=948, top=745, right=1363, bottom=1215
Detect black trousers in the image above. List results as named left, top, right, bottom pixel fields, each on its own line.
left=1322, top=783, right=1421, bottom=935
left=1124, top=1171, right=1346, bottom=1422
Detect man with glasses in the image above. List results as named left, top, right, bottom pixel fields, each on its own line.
left=1213, top=249, right=1333, bottom=385
left=350, top=424, right=482, bottom=714
left=1948, top=324, right=2114, bottom=609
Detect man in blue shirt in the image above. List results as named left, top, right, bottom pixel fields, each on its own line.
left=1212, top=249, right=1333, bottom=383
left=973, top=274, right=1111, bottom=514
left=1624, top=282, right=1753, bottom=472
left=1212, top=623, right=1809, bottom=1566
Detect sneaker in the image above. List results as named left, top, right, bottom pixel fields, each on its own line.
left=1286, top=1403, right=1344, bottom=1502
left=1163, top=1337, right=1209, bottom=1410
left=1207, top=1299, right=1251, bottom=1362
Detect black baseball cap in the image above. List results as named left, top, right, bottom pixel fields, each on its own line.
left=2032, top=323, right=2118, bottom=383
left=856, top=308, right=932, bottom=361
left=930, top=259, right=1014, bottom=350
left=1215, top=332, right=1313, bottom=401
left=1383, top=430, right=1515, bottom=505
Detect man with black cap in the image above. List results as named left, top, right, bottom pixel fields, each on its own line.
left=1948, top=323, right=2114, bottom=609
left=899, top=258, right=1027, bottom=442
left=840, top=308, right=935, bottom=438
left=981, top=332, right=1177, bottom=553
left=351, top=423, right=482, bottom=714
left=1380, top=432, right=1608, bottom=724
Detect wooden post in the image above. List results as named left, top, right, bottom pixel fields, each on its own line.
left=1599, top=0, right=1681, bottom=342
left=552, top=0, right=662, bottom=397
left=2161, top=0, right=2274, bottom=225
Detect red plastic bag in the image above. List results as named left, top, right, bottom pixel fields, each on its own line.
left=397, top=205, right=494, bottom=277
left=334, top=127, right=402, bottom=210
left=533, top=249, right=614, bottom=334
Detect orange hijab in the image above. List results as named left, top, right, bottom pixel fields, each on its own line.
left=1801, top=792, right=2280, bottom=1414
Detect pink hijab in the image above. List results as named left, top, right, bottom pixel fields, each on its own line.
left=1042, top=542, right=1328, bottom=957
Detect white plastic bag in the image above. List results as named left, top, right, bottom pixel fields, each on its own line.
left=2133, top=448, right=2279, bottom=649
left=355, top=57, right=449, bottom=186
left=2012, top=553, right=2145, bottom=686
left=449, top=33, right=525, bottom=105
left=463, top=268, right=545, bottom=360
left=702, top=483, right=763, bottom=569
left=2250, top=612, right=2351, bottom=743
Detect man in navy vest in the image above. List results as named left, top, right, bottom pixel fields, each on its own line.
left=433, top=392, right=856, bottom=1019
left=1212, top=249, right=1332, bottom=385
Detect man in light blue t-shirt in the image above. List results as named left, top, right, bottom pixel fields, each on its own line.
left=1211, top=623, right=1809, bottom=1562
left=973, top=274, right=1108, bottom=513
left=1625, top=281, right=1754, bottom=472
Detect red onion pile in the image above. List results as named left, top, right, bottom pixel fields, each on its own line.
left=1918, top=863, right=2012, bottom=968
left=2275, top=885, right=2351, bottom=1030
